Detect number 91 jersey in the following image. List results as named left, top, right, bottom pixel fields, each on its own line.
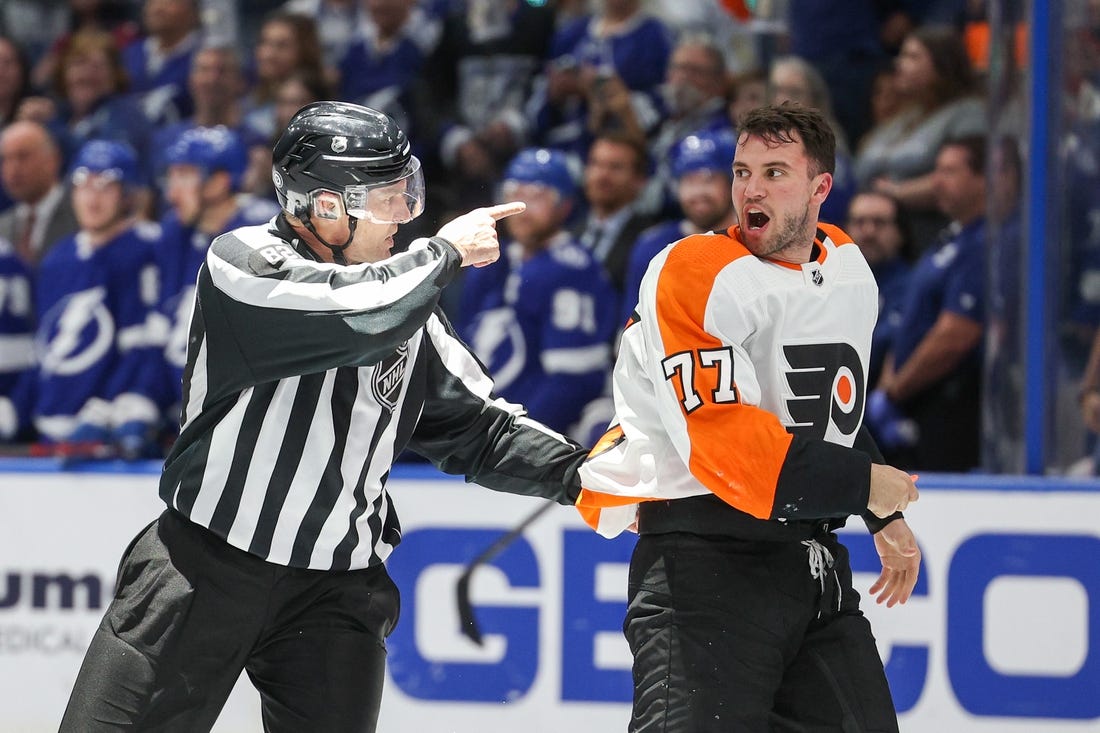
left=462, top=234, right=617, bottom=437
left=577, top=224, right=878, bottom=538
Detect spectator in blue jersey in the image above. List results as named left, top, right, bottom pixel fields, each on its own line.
left=151, top=45, right=262, bottom=186
left=337, top=0, right=426, bottom=121
left=868, top=135, right=987, bottom=471
left=0, top=235, right=35, bottom=442
left=621, top=128, right=737, bottom=327
left=153, top=125, right=280, bottom=420
left=121, top=0, right=203, bottom=126
left=845, top=190, right=914, bottom=390
left=460, top=147, right=617, bottom=438
left=525, top=0, right=672, bottom=158
left=32, top=139, right=162, bottom=458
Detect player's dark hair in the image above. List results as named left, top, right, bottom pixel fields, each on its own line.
left=737, top=101, right=836, bottom=176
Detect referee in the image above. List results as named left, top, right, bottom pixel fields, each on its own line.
left=59, top=102, right=589, bottom=732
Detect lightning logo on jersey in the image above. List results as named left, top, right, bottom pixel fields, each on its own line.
left=38, top=287, right=115, bottom=376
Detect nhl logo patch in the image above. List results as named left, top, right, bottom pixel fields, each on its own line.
left=371, top=343, right=409, bottom=410
left=331, top=136, right=348, bottom=153
left=811, top=269, right=824, bottom=286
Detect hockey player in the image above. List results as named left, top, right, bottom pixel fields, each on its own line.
left=577, top=104, right=921, bottom=732
left=32, top=139, right=162, bottom=457
left=154, top=125, right=280, bottom=414
left=460, top=147, right=618, bottom=438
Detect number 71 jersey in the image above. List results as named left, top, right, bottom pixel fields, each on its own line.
left=577, top=224, right=878, bottom=537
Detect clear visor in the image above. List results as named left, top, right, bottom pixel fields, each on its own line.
left=343, top=156, right=425, bottom=224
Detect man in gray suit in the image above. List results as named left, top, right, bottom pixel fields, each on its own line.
left=0, top=121, right=79, bottom=266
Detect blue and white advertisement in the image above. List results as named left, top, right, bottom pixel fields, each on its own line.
left=1, top=465, right=1099, bottom=732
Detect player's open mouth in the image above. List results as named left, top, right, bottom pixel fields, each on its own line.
left=746, top=209, right=770, bottom=230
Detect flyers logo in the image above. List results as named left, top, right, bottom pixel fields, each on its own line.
left=783, top=342, right=864, bottom=438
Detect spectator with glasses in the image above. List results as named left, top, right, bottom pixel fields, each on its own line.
left=846, top=190, right=914, bottom=389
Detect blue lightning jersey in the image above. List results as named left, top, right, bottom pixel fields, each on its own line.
left=33, top=223, right=162, bottom=442
left=551, top=14, right=672, bottom=95
left=528, top=13, right=673, bottom=155
left=339, top=31, right=424, bottom=106
left=155, top=199, right=280, bottom=408
left=621, top=219, right=692, bottom=325
left=460, top=233, right=618, bottom=436
left=0, top=239, right=35, bottom=440
left=121, top=34, right=198, bottom=125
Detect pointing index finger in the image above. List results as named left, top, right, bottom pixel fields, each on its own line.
left=485, top=201, right=527, bottom=220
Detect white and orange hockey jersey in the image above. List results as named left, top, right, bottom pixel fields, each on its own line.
left=577, top=224, right=879, bottom=538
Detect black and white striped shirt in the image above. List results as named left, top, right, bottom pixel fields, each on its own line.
left=159, top=216, right=586, bottom=570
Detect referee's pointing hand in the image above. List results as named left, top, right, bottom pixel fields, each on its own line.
left=436, top=201, right=527, bottom=268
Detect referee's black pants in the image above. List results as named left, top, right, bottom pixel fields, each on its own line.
left=625, top=531, right=899, bottom=733
left=59, top=509, right=399, bottom=732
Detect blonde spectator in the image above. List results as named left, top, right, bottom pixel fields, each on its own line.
left=19, top=29, right=153, bottom=178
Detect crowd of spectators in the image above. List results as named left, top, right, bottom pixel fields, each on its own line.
left=0, top=0, right=1043, bottom=472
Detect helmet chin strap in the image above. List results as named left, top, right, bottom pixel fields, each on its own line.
left=300, top=209, right=358, bottom=265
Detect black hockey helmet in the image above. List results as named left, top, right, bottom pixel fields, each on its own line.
left=271, top=101, right=424, bottom=224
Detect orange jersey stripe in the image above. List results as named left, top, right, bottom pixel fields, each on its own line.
left=816, top=222, right=855, bottom=248
left=576, top=425, right=651, bottom=531
left=654, top=232, right=794, bottom=520
left=576, top=486, right=646, bottom=529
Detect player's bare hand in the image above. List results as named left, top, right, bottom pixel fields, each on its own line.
left=435, top=202, right=526, bottom=268
left=867, top=464, right=918, bottom=518
left=868, top=518, right=921, bottom=607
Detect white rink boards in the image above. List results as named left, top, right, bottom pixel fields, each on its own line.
left=1, top=463, right=1099, bottom=732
